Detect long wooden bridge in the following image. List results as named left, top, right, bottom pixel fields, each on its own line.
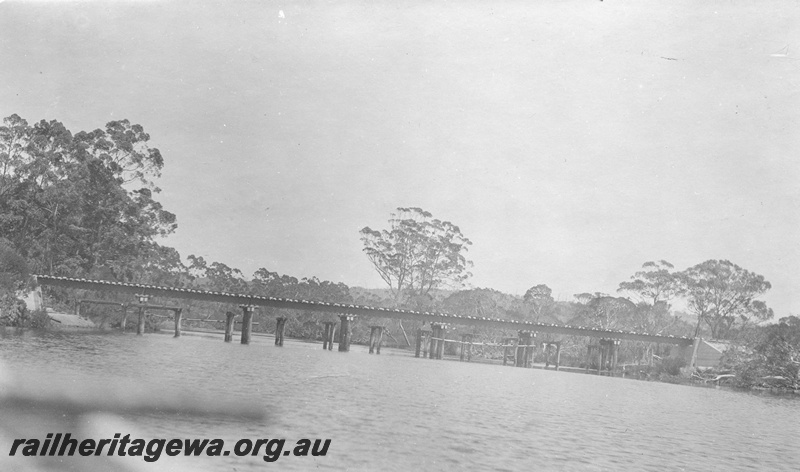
left=34, top=275, right=699, bottom=373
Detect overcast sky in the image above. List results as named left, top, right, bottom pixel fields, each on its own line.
left=2, top=0, right=798, bottom=316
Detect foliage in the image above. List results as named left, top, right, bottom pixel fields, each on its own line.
left=360, top=207, right=472, bottom=306
left=657, top=356, right=687, bottom=376
left=724, top=316, right=800, bottom=389
left=0, top=114, right=176, bottom=280
left=677, top=260, right=773, bottom=339
left=523, top=284, right=556, bottom=323
left=570, top=293, right=636, bottom=330
left=441, top=288, right=521, bottom=320
left=617, top=260, right=680, bottom=305
left=0, top=239, right=30, bottom=320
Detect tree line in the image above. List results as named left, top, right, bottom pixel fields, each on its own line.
left=0, top=114, right=795, bottom=388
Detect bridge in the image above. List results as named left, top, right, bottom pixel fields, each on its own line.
left=34, top=275, right=701, bottom=373
left=36, top=275, right=692, bottom=344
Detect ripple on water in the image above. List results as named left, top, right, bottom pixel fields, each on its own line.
left=1, top=329, right=799, bottom=471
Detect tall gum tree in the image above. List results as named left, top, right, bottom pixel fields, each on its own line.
left=360, top=207, right=473, bottom=344
left=0, top=114, right=176, bottom=279
left=523, top=284, right=557, bottom=323
left=678, top=259, right=773, bottom=339
left=617, top=261, right=690, bottom=362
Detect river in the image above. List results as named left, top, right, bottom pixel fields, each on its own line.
left=1, top=329, right=798, bottom=471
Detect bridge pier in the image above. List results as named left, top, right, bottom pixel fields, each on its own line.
left=516, top=331, right=535, bottom=367
left=610, top=340, right=619, bottom=374
left=437, top=324, right=447, bottom=359
left=136, top=306, right=146, bottom=335
left=543, top=341, right=561, bottom=370
left=135, top=294, right=149, bottom=335
left=428, top=325, right=437, bottom=359
left=428, top=323, right=447, bottom=359
left=460, top=334, right=473, bottom=362
left=275, top=316, right=287, bottom=346
left=368, top=326, right=384, bottom=354
left=600, top=341, right=607, bottom=374
left=121, top=307, right=129, bottom=332
left=415, top=329, right=429, bottom=357
left=173, top=308, right=183, bottom=338
left=224, top=311, right=236, bottom=342
left=240, top=305, right=255, bottom=345
left=502, top=337, right=516, bottom=366
left=586, top=344, right=597, bottom=373
left=555, top=341, right=561, bottom=371
left=322, top=321, right=336, bottom=350
left=338, top=314, right=354, bottom=352
left=415, top=329, right=430, bottom=357
left=589, top=339, right=621, bottom=375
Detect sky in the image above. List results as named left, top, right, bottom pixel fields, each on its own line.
left=1, top=0, right=798, bottom=316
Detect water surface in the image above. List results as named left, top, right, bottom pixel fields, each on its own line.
left=1, top=329, right=797, bottom=471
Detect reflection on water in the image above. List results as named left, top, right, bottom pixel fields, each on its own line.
left=1, top=329, right=799, bottom=471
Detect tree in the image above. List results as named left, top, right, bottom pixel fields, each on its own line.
left=0, top=114, right=176, bottom=279
left=523, top=284, right=556, bottom=323
left=725, top=316, right=800, bottom=389
left=360, top=207, right=472, bottom=345
left=617, top=260, right=680, bottom=306
left=360, top=207, right=472, bottom=305
left=571, top=294, right=637, bottom=331
left=677, top=260, right=773, bottom=339
left=0, top=239, right=29, bottom=322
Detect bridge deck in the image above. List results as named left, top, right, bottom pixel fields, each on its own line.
left=35, top=275, right=693, bottom=346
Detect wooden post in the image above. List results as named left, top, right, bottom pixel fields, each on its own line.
left=611, top=340, right=619, bottom=376
left=173, top=308, right=183, bottom=338
left=368, top=326, right=377, bottom=354
left=422, top=330, right=430, bottom=357
left=415, top=329, right=423, bottom=357
left=516, top=332, right=533, bottom=367
left=135, top=294, right=149, bottom=335
left=121, top=306, right=129, bottom=332
left=510, top=338, right=518, bottom=367
left=322, top=323, right=330, bottom=350
left=503, top=338, right=511, bottom=366
left=545, top=343, right=551, bottom=369
left=585, top=345, right=591, bottom=373
left=376, top=327, right=384, bottom=354
left=429, top=324, right=438, bottom=359
left=467, top=334, right=473, bottom=362
left=136, top=306, right=146, bottom=335
left=555, top=341, right=561, bottom=371
left=322, top=322, right=335, bottom=350
left=437, top=325, right=447, bottom=359
left=224, top=311, right=236, bottom=342
left=275, top=316, right=287, bottom=346
left=599, top=341, right=607, bottom=375
left=240, top=305, right=254, bottom=345
left=460, top=334, right=469, bottom=361
left=338, top=314, right=352, bottom=352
